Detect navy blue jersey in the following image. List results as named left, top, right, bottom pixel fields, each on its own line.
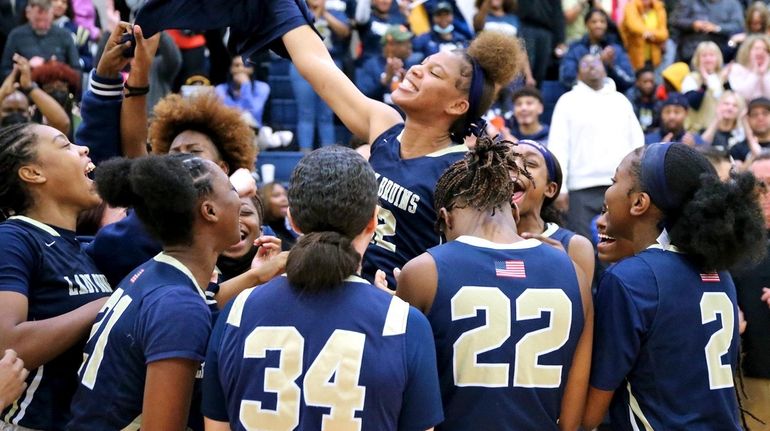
left=542, top=222, right=575, bottom=252
left=67, top=253, right=212, bottom=430
left=591, top=246, right=741, bottom=430
left=202, top=275, right=443, bottom=430
left=426, top=236, right=584, bottom=431
left=136, top=0, right=317, bottom=61
left=0, top=216, right=111, bottom=430
left=362, top=123, right=467, bottom=288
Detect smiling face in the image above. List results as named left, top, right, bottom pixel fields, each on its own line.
left=602, top=150, right=642, bottom=243
left=222, top=196, right=262, bottom=258
left=391, top=51, right=469, bottom=121
left=24, top=124, right=100, bottom=213
left=267, top=183, right=289, bottom=220
left=750, top=39, right=769, bottom=68
left=205, top=162, right=243, bottom=251
left=595, top=205, right=636, bottom=263
left=698, top=47, right=720, bottom=74
left=512, top=144, right=556, bottom=217
left=586, top=11, right=608, bottom=42
left=513, top=95, right=543, bottom=127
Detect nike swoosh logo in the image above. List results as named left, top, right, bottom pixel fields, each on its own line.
left=45, top=241, right=55, bottom=247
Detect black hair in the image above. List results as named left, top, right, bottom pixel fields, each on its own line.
left=584, top=7, right=609, bottom=24
left=632, top=144, right=766, bottom=270
left=285, top=146, right=378, bottom=293
left=511, top=86, right=543, bottom=105
left=95, top=154, right=216, bottom=246
left=540, top=155, right=565, bottom=225
left=0, top=123, right=38, bottom=221
left=434, top=133, right=528, bottom=232
left=635, top=65, right=655, bottom=79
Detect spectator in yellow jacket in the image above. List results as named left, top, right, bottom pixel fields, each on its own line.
left=620, top=0, right=668, bottom=70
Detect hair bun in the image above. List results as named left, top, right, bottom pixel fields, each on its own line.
left=94, top=158, right=140, bottom=208
left=467, top=31, right=524, bottom=87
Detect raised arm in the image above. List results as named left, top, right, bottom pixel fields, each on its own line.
left=281, top=26, right=402, bottom=144
left=121, top=25, right=160, bottom=158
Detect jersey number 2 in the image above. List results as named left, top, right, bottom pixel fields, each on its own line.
left=371, top=206, right=396, bottom=252
left=451, top=286, right=572, bottom=388
left=240, top=328, right=367, bottom=431
left=700, top=292, right=735, bottom=390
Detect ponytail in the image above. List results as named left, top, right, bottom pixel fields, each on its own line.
left=286, top=232, right=361, bottom=293
left=668, top=171, right=766, bottom=270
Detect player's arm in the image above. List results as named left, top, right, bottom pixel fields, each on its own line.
left=141, top=358, right=198, bottom=431
left=559, top=263, right=593, bottom=431
left=281, top=25, right=403, bottom=144
left=567, top=235, right=595, bottom=288
left=204, top=418, right=230, bottom=431
left=0, top=292, right=107, bottom=370
left=395, top=253, right=439, bottom=314
left=583, top=388, right=614, bottom=430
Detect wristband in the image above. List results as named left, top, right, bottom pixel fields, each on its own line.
left=124, top=83, right=149, bottom=98
left=19, top=83, right=38, bottom=95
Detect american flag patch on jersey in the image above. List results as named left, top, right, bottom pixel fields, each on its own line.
left=495, top=260, right=526, bottom=278
left=130, top=269, right=145, bottom=283
left=700, top=272, right=720, bottom=282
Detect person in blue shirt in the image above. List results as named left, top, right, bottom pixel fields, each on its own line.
left=358, top=0, right=409, bottom=62
left=0, top=123, right=111, bottom=430
left=412, top=2, right=469, bottom=61
left=67, top=154, right=242, bottom=430
left=509, top=87, right=549, bottom=144
left=356, top=25, right=415, bottom=106
left=560, top=8, right=635, bottom=93
left=215, top=56, right=271, bottom=130
left=202, top=146, right=444, bottom=431
left=644, top=92, right=706, bottom=146
left=513, top=140, right=595, bottom=286
left=396, top=135, right=593, bottom=430
left=583, top=143, right=767, bottom=430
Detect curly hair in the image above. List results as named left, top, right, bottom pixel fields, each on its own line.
left=631, top=144, right=767, bottom=270
left=149, top=92, right=256, bottom=172
left=96, top=154, right=216, bottom=246
left=449, top=31, right=524, bottom=137
left=31, top=60, right=80, bottom=93
left=286, top=146, right=378, bottom=293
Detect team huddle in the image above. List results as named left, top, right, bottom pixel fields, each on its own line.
left=0, top=0, right=767, bottom=430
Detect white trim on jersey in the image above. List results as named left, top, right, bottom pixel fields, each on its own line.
left=626, top=382, right=654, bottom=431
left=226, top=287, right=256, bottom=328
left=345, top=275, right=370, bottom=285
left=542, top=223, right=559, bottom=238
left=382, top=296, right=410, bottom=336
left=8, top=216, right=61, bottom=237
left=152, top=253, right=207, bottom=302
left=455, top=235, right=541, bottom=250
left=120, top=414, right=141, bottom=431
left=3, top=365, right=43, bottom=425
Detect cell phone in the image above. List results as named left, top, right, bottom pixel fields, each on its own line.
left=120, top=31, right=136, bottom=58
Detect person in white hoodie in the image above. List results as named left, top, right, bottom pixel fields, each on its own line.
left=548, top=53, right=644, bottom=240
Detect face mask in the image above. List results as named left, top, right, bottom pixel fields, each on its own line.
left=433, top=24, right=454, bottom=35
left=48, top=90, right=70, bottom=108
left=1, top=112, right=29, bottom=127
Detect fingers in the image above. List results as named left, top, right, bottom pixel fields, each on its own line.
left=109, top=21, right=132, bottom=45
left=393, top=267, right=401, bottom=283
left=0, top=349, right=16, bottom=365
left=374, top=270, right=395, bottom=294
left=761, top=287, right=770, bottom=307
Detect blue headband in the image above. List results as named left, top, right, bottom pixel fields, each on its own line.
left=464, top=59, right=486, bottom=137
left=517, top=140, right=557, bottom=183
left=640, top=142, right=678, bottom=211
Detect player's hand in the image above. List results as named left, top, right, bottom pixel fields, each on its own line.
left=761, top=287, right=770, bottom=308
left=738, top=307, right=747, bottom=334
left=0, top=349, right=28, bottom=411
left=0, top=66, right=18, bottom=100
left=373, top=268, right=401, bottom=294
left=250, top=236, right=288, bottom=284
left=96, top=22, right=133, bottom=79
left=520, top=232, right=567, bottom=253
left=229, top=168, right=257, bottom=198
left=130, top=25, right=160, bottom=81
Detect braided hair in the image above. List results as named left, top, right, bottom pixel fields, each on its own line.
left=0, top=124, right=39, bottom=220
left=434, top=133, right=529, bottom=232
